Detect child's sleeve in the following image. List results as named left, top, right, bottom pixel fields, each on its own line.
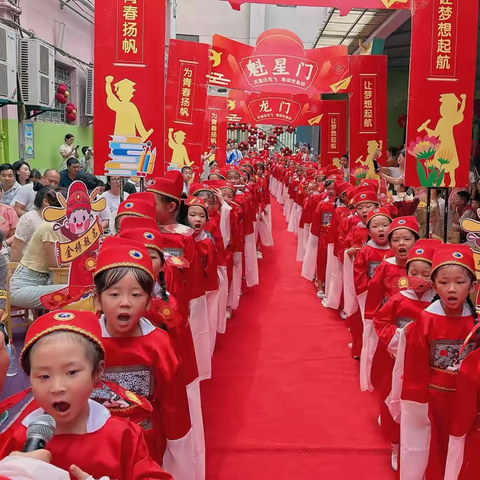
left=400, top=317, right=431, bottom=480
left=373, top=296, right=399, bottom=352
left=364, top=263, right=386, bottom=321
left=353, top=248, right=369, bottom=296
left=219, top=201, right=232, bottom=249
left=444, top=352, right=480, bottom=480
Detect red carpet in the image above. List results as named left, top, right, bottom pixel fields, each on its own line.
left=202, top=199, right=393, bottom=479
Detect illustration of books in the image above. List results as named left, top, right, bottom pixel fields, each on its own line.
left=105, top=135, right=156, bottom=177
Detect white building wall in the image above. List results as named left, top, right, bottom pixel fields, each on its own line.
left=176, top=0, right=327, bottom=48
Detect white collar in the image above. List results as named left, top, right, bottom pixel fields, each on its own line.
left=195, top=230, right=207, bottom=242
left=99, top=314, right=155, bottom=337
left=400, top=288, right=435, bottom=302
left=22, top=399, right=110, bottom=434
left=385, top=257, right=398, bottom=265
left=367, top=239, right=390, bottom=250
left=425, top=299, right=472, bottom=317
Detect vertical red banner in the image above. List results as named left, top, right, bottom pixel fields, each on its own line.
left=320, top=100, right=347, bottom=167
left=203, top=95, right=228, bottom=167
left=405, top=0, right=478, bottom=188
left=349, top=55, right=387, bottom=181
left=165, top=40, right=211, bottom=171
left=94, top=0, right=165, bottom=178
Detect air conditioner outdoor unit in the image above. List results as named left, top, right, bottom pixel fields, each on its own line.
left=20, top=38, right=55, bottom=107
left=0, top=26, right=17, bottom=102
left=85, top=66, right=93, bottom=116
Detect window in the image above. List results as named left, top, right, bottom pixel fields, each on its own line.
left=37, top=63, right=72, bottom=124
left=176, top=34, right=199, bottom=42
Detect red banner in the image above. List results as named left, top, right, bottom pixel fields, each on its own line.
left=203, top=95, right=228, bottom=167
left=94, top=0, right=165, bottom=178
left=165, top=40, right=211, bottom=171
left=223, top=0, right=410, bottom=15
left=348, top=55, right=387, bottom=181
left=320, top=101, right=347, bottom=167
left=405, top=0, right=478, bottom=188
left=209, top=30, right=350, bottom=95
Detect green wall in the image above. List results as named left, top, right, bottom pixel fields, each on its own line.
left=387, top=67, right=409, bottom=148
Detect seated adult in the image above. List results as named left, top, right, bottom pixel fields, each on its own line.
left=14, top=169, right=60, bottom=217
left=101, top=176, right=129, bottom=216
left=11, top=185, right=63, bottom=262
left=0, top=164, right=20, bottom=206
left=0, top=189, right=18, bottom=255
left=104, top=176, right=137, bottom=194
left=9, top=216, right=67, bottom=309
left=58, top=158, right=80, bottom=188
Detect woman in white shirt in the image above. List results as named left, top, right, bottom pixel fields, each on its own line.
left=100, top=176, right=128, bottom=232
left=59, top=134, right=78, bottom=170
left=10, top=184, right=63, bottom=262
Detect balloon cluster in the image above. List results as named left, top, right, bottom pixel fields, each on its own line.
left=55, top=83, right=70, bottom=104
left=268, top=134, right=278, bottom=145
left=281, top=147, right=293, bottom=156
left=258, top=131, right=266, bottom=141
left=247, top=135, right=257, bottom=146
left=273, top=126, right=284, bottom=136
left=65, top=103, right=77, bottom=123
left=248, top=126, right=258, bottom=135
left=238, top=141, right=249, bottom=152
left=286, top=125, right=295, bottom=134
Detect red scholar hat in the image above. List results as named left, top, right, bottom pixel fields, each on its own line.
left=218, top=180, right=236, bottom=194
left=326, top=174, right=341, bottom=181
left=240, top=159, right=253, bottom=168
left=20, top=310, right=105, bottom=370
left=185, top=196, right=209, bottom=218
left=147, top=177, right=182, bottom=201
left=353, top=191, right=379, bottom=206
left=66, top=181, right=91, bottom=217
left=226, top=165, right=240, bottom=174
left=165, top=169, right=184, bottom=193
left=95, top=236, right=154, bottom=280
left=366, top=207, right=392, bottom=227
left=209, top=168, right=226, bottom=179
left=334, top=181, right=351, bottom=197
left=388, top=216, right=419, bottom=238
left=431, top=243, right=476, bottom=277
left=407, top=238, right=442, bottom=266
left=116, top=192, right=156, bottom=220
left=190, top=182, right=212, bottom=196
left=326, top=165, right=341, bottom=176
left=119, top=216, right=164, bottom=254
left=359, top=179, right=379, bottom=191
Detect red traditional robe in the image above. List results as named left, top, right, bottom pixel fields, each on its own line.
left=373, top=289, right=434, bottom=444
left=400, top=301, right=477, bottom=480
left=92, top=317, right=194, bottom=479
left=445, top=347, right=480, bottom=480
left=0, top=400, right=173, bottom=480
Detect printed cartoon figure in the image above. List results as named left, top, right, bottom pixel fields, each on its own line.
left=168, top=128, right=193, bottom=168
left=40, top=181, right=107, bottom=309
left=105, top=76, right=153, bottom=142
left=356, top=139, right=382, bottom=179
left=417, top=93, right=467, bottom=187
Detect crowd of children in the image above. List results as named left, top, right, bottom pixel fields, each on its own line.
left=269, top=154, right=480, bottom=480
left=0, top=164, right=273, bottom=479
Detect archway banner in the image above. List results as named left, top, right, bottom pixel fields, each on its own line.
left=404, top=0, right=478, bottom=188
left=93, top=0, right=165, bottom=177
left=209, top=30, right=351, bottom=95
left=165, top=39, right=211, bottom=171
left=203, top=95, right=228, bottom=167
left=348, top=55, right=387, bottom=181
left=320, top=100, right=348, bottom=167
left=222, top=0, right=410, bottom=15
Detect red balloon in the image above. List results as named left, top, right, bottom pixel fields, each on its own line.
left=57, top=83, right=67, bottom=94
left=65, top=105, right=74, bottom=113
left=55, top=93, right=68, bottom=104
left=66, top=112, right=76, bottom=122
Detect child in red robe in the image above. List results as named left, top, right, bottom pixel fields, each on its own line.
left=349, top=207, right=392, bottom=360
left=373, top=239, right=440, bottom=471
left=399, top=244, right=478, bottom=480
left=362, top=216, right=419, bottom=393
left=0, top=310, right=172, bottom=480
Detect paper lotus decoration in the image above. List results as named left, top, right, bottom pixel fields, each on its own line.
left=407, top=135, right=447, bottom=187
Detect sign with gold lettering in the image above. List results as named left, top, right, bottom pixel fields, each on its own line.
left=405, top=0, right=478, bottom=187
left=165, top=39, right=211, bottom=171
left=210, top=30, right=350, bottom=95
left=349, top=55, right=387, bottom=180
left=320, top=101, right=347, bottom=167
left=94, top=0, right=165, bottom=177
left=203, top=95, right=228, bottom=167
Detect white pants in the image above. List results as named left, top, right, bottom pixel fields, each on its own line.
left=206, top=289, right=219, bottom=355
left=189, top=296, right=211, bottom=381
left=186, top=379, right=205, bottom=480
left=227, top=252, right=242, bottom=310
left=244, top=232, right=259, bottom=287
left=217, top=266, right=228, bottom=334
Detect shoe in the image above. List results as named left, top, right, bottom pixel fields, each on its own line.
left=340, top=311, right=347, bottom=320
left=226, top=308, right=232, bottom=319
left=321, top=299, right=328, bottom=308
left=317, top=290, right=325, bottom=299
left=256, top=251, right=263, bottom=259
left=391, top=444, right=399, bottom=471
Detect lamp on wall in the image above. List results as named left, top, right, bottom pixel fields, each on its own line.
left=54, top=20, right=66, bottom=50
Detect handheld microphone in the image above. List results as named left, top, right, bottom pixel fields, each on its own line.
left=22, top=414, right=56, bottom=452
